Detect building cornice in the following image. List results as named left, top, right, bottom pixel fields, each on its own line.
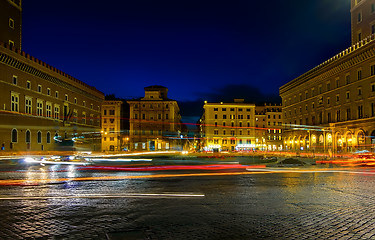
left=280, top=35, right=375, bottom=96
left=0, top=42, right=104, bottom=102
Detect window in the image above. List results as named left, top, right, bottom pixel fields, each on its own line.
left=372, top=83, right=375, bottom=92
left=54, top=105, right=60, bottom=119
left=25, top=97, right=32, bottom=114
left=46, top=102, right=52, bottom=118
left=109, top=110, right=115, bottom=115
left=346, top=91, right=350, bottom=99
left=82, top=112, right=86, bottom=124
left=372, top=25, right=375, bottom=35
left=11, top=92, right=19, bottom=112
left=214, top=108, right=218, bottom=111
left=9, top=18, right=14, bottom=28
left=74, top=98, right=77, bottom=104
left=55, top=91, right=59, bottom=98
left=230, top=108, right=234, bottom=111
left=46, top=132, right=51, bottom=144
left=327, top=112, right=331, bottom=123
left=47, top=88, right=51, bottom=96
left=90, top=114, right=94, bottom=125
left=223, top=115, right=227, bottom=119
left=336, top=94, right=340, bottom=102
left=346, top=75, right=350, bottom=84
left=372, top=3, right=375, bottom=13
left=238, top=108, right=243, bottom=112
left=25, top=130, right=31, bottom=143
left=358, top=88, right=362, bottom=96
left=166, top=114, right=169, bottom=120
left=358, top=12, right=362, bottom=23
left=336, top=79, right=339, bottom=88
left=347, top=108, right=351, bottom=120
left=358, top=70, right=362, bottom=80
left=65, top=94, right=68, bottom=101
left=11, top=129, right=17, bottom=143
left=37, top=99, right=43, bottom=117
left=327, top=97, right=330, bottom=105
left=327, top=82, right=331, bottom=91
left=72, top=109, right=78, bottom=122
left=83, top=101, right=86, bottom=107
left=12, top=75, right=17, bottom=85
left=142, top=114, right=145, bottom=120
left=215, top=114, right=217, bottom=119
left=37, top=131, right=42, bottom=144
left=231, top=130, right=235, bottom=136
left=223, top=130, right=226, bottom=135
left=26, top=81, right=31, bottom=89
left=358, top=105, right=363, bottom=119
left=358, top=32, right=362, bottom=42
left=214, top=130, right=219, bottom=135
left=337, top=110, right=341, bottom=122
left=166, top=104, right=169, bottom=109
left=38, top=85, right=42, bottom=93
left=222, top=108, right=226, bottom=111
left=91, top=104, right=93, bottom=109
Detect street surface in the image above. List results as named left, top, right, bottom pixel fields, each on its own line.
left=0, top=155, right=375, bottom=239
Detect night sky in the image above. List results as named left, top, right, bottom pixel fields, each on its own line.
left=22, top=0, right=351, bottom=118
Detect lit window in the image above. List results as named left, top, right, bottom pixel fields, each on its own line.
left=25, top=97, right=32, bottom=114
left=11, top=92, right=19, bottom=112
left=37, top=99, right=43, bottom=117
left=46, top=102, right=52, bottom=118
left=54, top=105, right=60, bottom=119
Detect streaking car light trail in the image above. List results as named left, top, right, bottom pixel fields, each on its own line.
left=78, top=164, right=266, bottom=172
left=0, top=171, right=270, bottom=186
left=0, top=193, right=205, bottom=200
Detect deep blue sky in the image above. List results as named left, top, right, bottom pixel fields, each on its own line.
left=22, top=0, right=351, bottom=116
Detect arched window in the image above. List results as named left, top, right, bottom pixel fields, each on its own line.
left=11, top=129, right=17, bottom=143
left=46, top=132, right=51, bottom=144
left=25, top=130, right=31, bottom=143
left=37, top=131, right=42, bottom=144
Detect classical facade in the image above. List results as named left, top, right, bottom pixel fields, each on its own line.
left=0, top=0, right=104, bottom=152
left=280, top=0, right=375, bottom=154
left=127, top=86, right=182, bottom=151
left=255, top=104, right=283, bottom=151
left=200, top=99, right=256, bottom=152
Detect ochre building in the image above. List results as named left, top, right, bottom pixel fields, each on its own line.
left=0, top=0, right=104, bottom=152
left=200, top=99, right=256, bottom=152
left=280, top=0, right=375, bottom=154
left=127, top=86, right=182, bottom=151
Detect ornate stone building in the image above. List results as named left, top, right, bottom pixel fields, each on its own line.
left=280, top=0, right=375, bottom=154
left=127, top=86, right=182, bottom=151
left=0, top=0, right=104, bottom=152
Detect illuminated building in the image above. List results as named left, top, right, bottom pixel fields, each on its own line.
left=0, top=0, right=22, bottom=50
left=127, top=86, right=183, bottom=151
left=200, top=99, right=256, bottom=152
left=255, top=104, right=283, bottom=151
left=0, top=0, right=104, bottom=152
left=101, top=101, right=122, bottom=152
left=280, top=0, right=375, bottom=153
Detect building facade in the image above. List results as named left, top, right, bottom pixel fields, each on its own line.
left=200, top=99, right=256, bottom=152
left=101, top=101, right=122, bottom=152
left=0, top=0, right=104, bottom=152
left=0, top=0, right=22, bottom=50
left=127, top=86, right=182, bottom=151
left=280, top=0, right=375, bottom=154
left=255, top=104, right=283, bottom=151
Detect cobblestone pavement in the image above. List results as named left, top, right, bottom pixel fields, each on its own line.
left=0, top=164, right=375, bottom=239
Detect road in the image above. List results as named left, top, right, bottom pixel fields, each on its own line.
left=0, top=156, right=375, bottom=239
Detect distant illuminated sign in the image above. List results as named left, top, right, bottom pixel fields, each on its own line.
left=208, top=144, right=221, bottom=149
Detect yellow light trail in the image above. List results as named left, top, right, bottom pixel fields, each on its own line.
left=0, top=171, right=269, bottom=186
